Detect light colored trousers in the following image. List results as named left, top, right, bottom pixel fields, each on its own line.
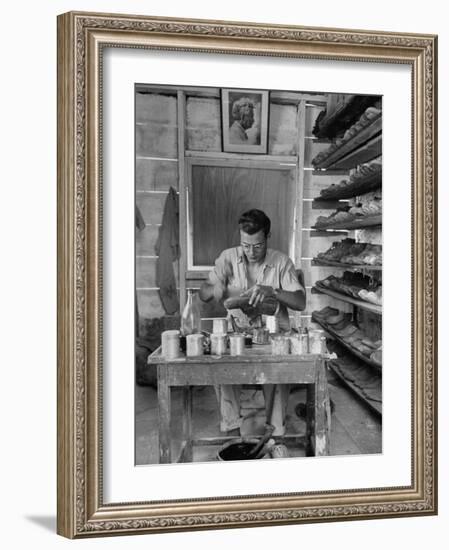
left=214, top=384, right=290, bottom=435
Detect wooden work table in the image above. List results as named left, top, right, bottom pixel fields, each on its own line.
left=148, top=345, right=331, bottom=463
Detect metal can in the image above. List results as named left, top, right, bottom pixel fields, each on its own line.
left=161, top=330, right=181, bottom=359
left=309, top=329, right=327, bottom=354
left=252, top=328, right=270, bottom=344
left=229, top=334, right=245, bottom=356
left=265, top=315, right=279, bottom=334
left=299, top=331, right=309, bottom=354
left=210, top=333, right=227, bottom=355
left=213, top=318, right=228, bottom=334
left=271, top=335, right=290, bottom=355
left=289, top=335, right=303, bottom=355
left=186, top=333, right=204, bottom=357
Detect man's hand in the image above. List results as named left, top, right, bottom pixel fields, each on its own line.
left=241, top=284, right=276, bottom=307
left=213, top=282, right=225, bottom=302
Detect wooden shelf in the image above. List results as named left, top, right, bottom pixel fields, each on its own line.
left=312, top=169, right=349, bottom=176
left=312, top=258, right=382, bottom=271
left=312, top=117, right=382, bottom=170
left=312, top=285, right=382, bottom=315
left=312, top=315, right=382, bottom=371
left=185, top=150, right=298, bottom=164
left=328, top=360, right=382, bottom=416
left=313, top=96, right=379, bottom=140
left=315, top=169, right=381, bottom=201
left=312, top=214, right=382, bottom=231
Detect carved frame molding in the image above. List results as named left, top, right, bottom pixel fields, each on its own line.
left=57, top=11, right=437, bottom=538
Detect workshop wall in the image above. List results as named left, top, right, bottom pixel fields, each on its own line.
left=135, top=90, right=343, bottom=328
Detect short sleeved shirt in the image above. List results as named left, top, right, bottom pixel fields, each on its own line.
left=208, top=246, right=304, bottom=331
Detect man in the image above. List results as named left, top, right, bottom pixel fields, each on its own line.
left=199, top=209, right=306, bottom=436
left=229, top=97, right=255, bottom=143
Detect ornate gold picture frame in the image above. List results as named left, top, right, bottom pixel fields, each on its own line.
left=57, top=11, right=437, bottom=538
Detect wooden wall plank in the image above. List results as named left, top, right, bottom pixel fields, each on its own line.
left=136, top=193, right=167, bottom=225
left=177, top=91, right=187, bottom=311
left=294, top=100, right=306, bottom=266
left=305, top=104, right=324, bottom=136
left=136, top=225, right=159, bottom=256
left=136, top=257, right=157, bottom=288
left=269, top=103, right=298, bottom=155
left=186, top=97, right=222, bottom=151
left=136, top=123, right=178, bottom=158
left=136, top=93, right=178, bottom=124
left=136, top=159, right=178, bottom=191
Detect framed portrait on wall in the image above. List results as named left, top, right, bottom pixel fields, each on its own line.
left=221, top=88, right=269, bottom=153
left=57, top=11, right=437, bottom=539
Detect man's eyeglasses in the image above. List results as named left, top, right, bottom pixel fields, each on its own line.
left=241, top=242, right=266, bottom=252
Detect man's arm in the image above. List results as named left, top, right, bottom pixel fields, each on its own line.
left=199, top=280, right=222, bottom=303
left=199, top=251, right=233, bottom=303
left=273, top=287, right=306, bottom=311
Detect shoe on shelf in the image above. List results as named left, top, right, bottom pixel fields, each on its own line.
left=312, top=306, right=339, bottom=321
left=329, top=314, right=352, bottom=331
left=335, top=324, right=359, bottom=338
left=326, top=312, right=347, bottom=325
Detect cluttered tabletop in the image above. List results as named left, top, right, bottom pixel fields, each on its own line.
left=148, top=321, right=327, bottom=365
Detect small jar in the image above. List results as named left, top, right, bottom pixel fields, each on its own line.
left=252, top=328, right=269, bottom=344
left=265, top=315, right=279, bottom=334
left=161, top=330, right=181, bottom=359
left=210, top=333, right=227, bottom=355
left=289, top=334, right=304, bottom=355
left=271, top=335, right=290, bottom=355
left=309, top=330, right=327, bottom=354
left=229, top=334, right=245, bottom=356
left=186, top=333, right=204, bottom=357
left=212, top=318, right=228, bottom=334
left=300, top=331, right=309, bottom=354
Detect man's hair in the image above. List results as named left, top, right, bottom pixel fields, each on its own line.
left=231, top=97, right=254, bottom=120
left=238, top=209, right=271, bottom=238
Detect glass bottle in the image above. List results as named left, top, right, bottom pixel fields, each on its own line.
left=181, top=289, right=201, bottom=335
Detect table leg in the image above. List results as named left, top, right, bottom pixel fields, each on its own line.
left=157, top=367, right=171, bottom=464
left=305, top=383, right=315, bottom=457
left=314, top=359, right=330, bottom=456
left=180, top=386, right=193, bottom=462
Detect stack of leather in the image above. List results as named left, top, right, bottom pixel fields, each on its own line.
left=348, top=193, right=382, bottom=218
left=326, top=340, right=382, bottom=414
left=314, top=205, right=355, bottom=228
left=316, top=238, right=382, bottom=266
left=312, top=106, right=382, bottom=167
left=318, top=157, right=382, bottom=199
left=312, top=96, right=380, bottom=140
left=315, top=271, right=382, bottom=306
left=314, top=196, right=382, bottom=229
left=312, top=307, right=382, bottom=367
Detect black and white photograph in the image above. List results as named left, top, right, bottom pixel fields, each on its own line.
left=221, top=88, right=269, bottom=153
left=135, top=85, right=383, bottom=465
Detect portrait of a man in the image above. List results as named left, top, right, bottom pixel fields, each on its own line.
left=222, top=89, right=269, bottom=153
